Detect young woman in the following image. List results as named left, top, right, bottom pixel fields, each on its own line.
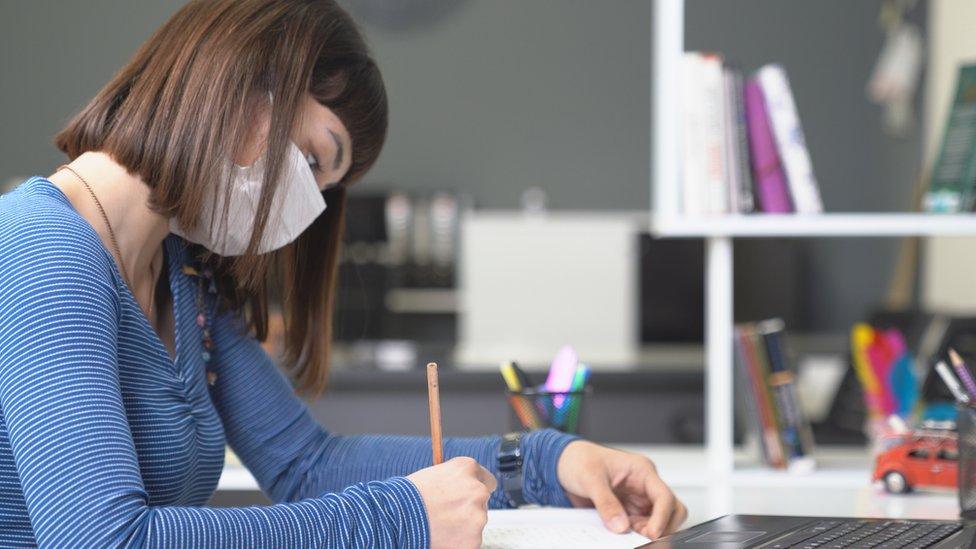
left=0, top=1, right=686, bottom=547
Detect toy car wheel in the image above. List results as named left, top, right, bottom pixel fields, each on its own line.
left=883, top=471, right=910, bottom=494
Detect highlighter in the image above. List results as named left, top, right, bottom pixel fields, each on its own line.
left=545, top=345, right=579, bottom=409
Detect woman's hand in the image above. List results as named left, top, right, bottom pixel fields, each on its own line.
left=407, top=457, right=498, bottom=549
left=556, top=440, right=687, bottom=539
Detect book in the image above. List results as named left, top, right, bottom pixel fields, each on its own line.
left=682, top=53, right=729, bottom=215
left=681, top=52, right=706, bottom=215
left=700, top=53, right=729, bottom=214
left=723, top=68, right=742, bottom=214
left=924, top=64, right=976, bottom=213
left=744, top=78, right=793, bottom=213
left=757, top=64, right=823, bottom=214
left=745, top=325, right=788, bottom=467
left=726, top=67, right=755, bottom=213
left=759, top=319, right=816, bottom=466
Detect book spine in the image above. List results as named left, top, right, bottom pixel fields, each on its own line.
left=723, top=68, right=741, bottom=214
left=744, top=79, right=793, bottom=213
left=757, top=64, right=823, bottom=214
left=730, top=69, right=755, bottom=213
left=681, top=52, right=706, bottom=215
left=733, top=330, right=767, bottom=461
left=925, top=64, right=976, bottom=213
left=736, top=326, right=784, bottom=468
left=759, top=319, right=816, bottom=460
left=742, top=325, right=787, bottom=468
left=700, top=53, right=729, bottom=214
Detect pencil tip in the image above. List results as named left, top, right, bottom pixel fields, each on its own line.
left=949, top=348, right=963, bottom=363
left=427, top=362, right=438, bottom=370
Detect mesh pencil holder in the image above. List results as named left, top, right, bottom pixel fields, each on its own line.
left=959, top=405, right=976, bottom=517
left=506, top=388, right=591, bottom=435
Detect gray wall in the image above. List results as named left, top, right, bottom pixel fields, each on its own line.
left=346, top=0, right=652, bottom=210
left=0, top=0, right=926, bottom=333
left=0, top=1, right=186, bottom=179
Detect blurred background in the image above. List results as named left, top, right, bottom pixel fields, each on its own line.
left=2, top=0, right=973, bottom=456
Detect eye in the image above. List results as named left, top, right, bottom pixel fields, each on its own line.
left=305, top=151, right=321, bottom=171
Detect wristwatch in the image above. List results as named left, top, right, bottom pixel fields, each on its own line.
left=498, top=432, right=526, bottom=508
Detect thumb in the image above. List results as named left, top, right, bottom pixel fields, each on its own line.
left=587, top=480, right=629, bottom=534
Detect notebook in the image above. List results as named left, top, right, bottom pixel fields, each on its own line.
left=482, top=508, right=650, bottom=549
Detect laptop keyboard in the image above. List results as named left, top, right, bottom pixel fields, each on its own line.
left=759, top=519, right=962, bottom=548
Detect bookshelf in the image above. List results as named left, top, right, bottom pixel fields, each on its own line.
left=649, top=0, right=976, bottom=484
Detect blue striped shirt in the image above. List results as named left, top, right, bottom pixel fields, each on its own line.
left=0, top=177, right=576, bottom=548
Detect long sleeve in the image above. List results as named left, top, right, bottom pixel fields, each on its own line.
left=0, top=215, right=428, bottom=548
left=209, top=309, right=579, bottom=510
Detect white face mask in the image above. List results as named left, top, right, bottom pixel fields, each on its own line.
left=170, top=141, right=327, bottom=256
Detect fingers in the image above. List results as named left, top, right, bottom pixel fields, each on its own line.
left=586, top=479, right=630, bottom=534
left=475, top=465, right=498, bottom=492
left=666, top=499, right=688, bottom=535
left=449, top=456, right=498, bottom=492
left=641, top=473, right=679, bottom=539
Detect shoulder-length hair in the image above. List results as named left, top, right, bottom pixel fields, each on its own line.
left=55, top=0, right=388, bottom=395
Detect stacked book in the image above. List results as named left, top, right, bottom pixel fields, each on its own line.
left=734, top=319, right=817, bottom=471
left=681, top=53, right=823, bottom=215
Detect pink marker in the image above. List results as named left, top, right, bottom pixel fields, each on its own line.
left=545, top=345, right=579, bottom=408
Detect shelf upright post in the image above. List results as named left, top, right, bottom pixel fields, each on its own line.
left=706, top=236, right=735, bottom=480
left=652, top=0, right=683, bottom=221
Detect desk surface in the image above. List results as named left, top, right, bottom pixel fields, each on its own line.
left=218, top=444, right=960, bottom=528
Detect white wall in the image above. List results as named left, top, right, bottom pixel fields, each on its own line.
left=922, top=0, right=976, bottom=312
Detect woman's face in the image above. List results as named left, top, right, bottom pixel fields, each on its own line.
left=237, top=93, right=353, bottom=191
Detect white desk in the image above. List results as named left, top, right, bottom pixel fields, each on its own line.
left=618, top=445, right=959, bottom=527
left=217, top=444, right=961, bottom=528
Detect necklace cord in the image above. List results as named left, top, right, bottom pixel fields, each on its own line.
left=56, top=165, right=156, bottom=317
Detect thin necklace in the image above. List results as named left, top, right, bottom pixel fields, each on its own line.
left=57, top=165, right=157, bottom=317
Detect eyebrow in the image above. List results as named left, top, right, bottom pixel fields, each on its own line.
left=327, top=128, right=345, bottom=170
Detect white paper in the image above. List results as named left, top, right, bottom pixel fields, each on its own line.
left=482, top=508, right=651, bottom=549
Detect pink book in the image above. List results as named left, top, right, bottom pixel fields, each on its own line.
left=744, top=79, right=793, bottom=213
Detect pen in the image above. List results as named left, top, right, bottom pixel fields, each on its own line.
left=501, top=361, right=541, bottom=429
left=561, top=364, right=591, bottom=431
left=426, top=362, right=443, bottom=465
left=948, top=348, right=976, bottom=400
left=935, top=360, right=970, bottom=404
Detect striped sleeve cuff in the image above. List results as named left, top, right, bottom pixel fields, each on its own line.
left=379, top=477, right=430, bottom=549
left=320, top=477, right=430, bottom=548
left=520, top=429, right=580, bottom=507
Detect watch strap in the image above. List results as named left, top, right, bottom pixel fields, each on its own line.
left=498, top=432, right=526, bottom=507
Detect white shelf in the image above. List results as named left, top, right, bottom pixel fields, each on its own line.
left=651, top=213, right=976, bottom=238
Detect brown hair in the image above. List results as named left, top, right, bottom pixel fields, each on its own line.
left=55, top=0, right=388, bottom=394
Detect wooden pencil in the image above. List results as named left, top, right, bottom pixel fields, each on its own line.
left=426, top=362, right=444, bottom=465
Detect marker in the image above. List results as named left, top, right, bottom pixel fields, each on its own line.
left=500, top=361, right=541, bottom=429
left=935, top=360, right=971, bottom=404
left=545, top=345, right=579, bottom=408
left=557, top=363, right=591, bottom=428
left=948, top=348, right=976, bottom=400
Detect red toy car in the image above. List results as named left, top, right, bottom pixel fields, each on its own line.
left=872, top=431, right=958, bottom=493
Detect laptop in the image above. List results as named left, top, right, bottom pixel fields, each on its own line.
left=637, top=514, right=974, bottom=548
